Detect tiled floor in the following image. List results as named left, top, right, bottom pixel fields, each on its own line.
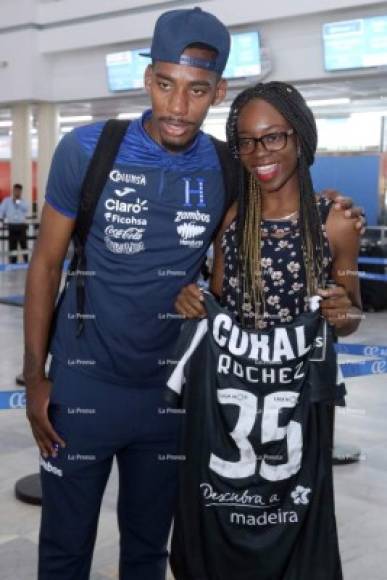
left=1, top=268, right=386, bottom=579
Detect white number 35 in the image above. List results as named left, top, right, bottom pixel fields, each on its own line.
left=209, top=388, right=302, bottom=482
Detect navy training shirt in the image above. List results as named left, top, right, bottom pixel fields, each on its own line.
left=46, top=111, right=226, bottom=387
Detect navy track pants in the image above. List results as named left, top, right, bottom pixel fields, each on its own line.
left=38, top=360, right=182, bottom=580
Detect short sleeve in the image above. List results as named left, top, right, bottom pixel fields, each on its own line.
left=45, top=131, right=91, bottom=219
left=166, top=318, right=208, bottom=405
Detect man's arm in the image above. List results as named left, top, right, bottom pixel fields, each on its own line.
left=0, top=198, right=7, bottom=220
left=24, top=202, right=75, bottom=457
left=320, top=207, right=362, bottom=336
left=175, top=202, right=237, bottom=318
left=320, top=189, right=366, bottom=234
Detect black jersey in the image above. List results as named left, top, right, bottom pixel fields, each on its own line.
left=166, top=293, right=344, bottom=580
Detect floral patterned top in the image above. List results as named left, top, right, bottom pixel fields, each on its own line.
left=221, top=197, right=333, bottom=329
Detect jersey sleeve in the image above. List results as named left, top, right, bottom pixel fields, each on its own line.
left=165, top=318, right=208, bottom=406
left=45, top=131, right=91, bottom=219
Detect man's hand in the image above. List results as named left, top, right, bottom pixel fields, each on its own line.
left=26, top=377, right=66, bottom=458
left=320, top=189, right=366, bottom=234
left=318, top=285, right=362, bottom=333
left=175, top=284, right=207, bottom=319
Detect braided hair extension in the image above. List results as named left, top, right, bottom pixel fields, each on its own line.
left=226, top=81, right=325, bottom=326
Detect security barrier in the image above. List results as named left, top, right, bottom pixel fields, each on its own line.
left=0, top=390, right=26, bottom=410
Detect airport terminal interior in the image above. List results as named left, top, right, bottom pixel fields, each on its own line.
left=1, top=0, right=387, bottom=578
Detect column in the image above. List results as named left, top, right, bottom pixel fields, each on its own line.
left=11, top=103, right=33, bottom=212
left=37, top=102, right=59, bottom=217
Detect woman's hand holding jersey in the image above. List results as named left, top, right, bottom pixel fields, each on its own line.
left=175, top=283, right=206, bottom=319
left=318, top=285, right=361, bottom=333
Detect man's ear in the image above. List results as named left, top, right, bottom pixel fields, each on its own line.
left=144, top=64, right=153, bottom=94
left=212, top=78, right=227, bottom=106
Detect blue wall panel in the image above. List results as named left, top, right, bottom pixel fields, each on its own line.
left=311, top=155, right=380, bottom=225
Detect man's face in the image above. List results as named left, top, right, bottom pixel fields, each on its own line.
left=13, top=187, right=22, bottom=200
left=144, top=47, right=227, bottom=152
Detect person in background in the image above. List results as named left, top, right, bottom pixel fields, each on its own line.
left=0, top=183, right=29, bottom=264
left=0, top=184, right=30, bottom=385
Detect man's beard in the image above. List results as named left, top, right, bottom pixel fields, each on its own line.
left=160, top=134, right=197, bottom=153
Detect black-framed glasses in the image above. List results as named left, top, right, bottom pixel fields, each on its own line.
left=237, top=128, right=295, bottom=155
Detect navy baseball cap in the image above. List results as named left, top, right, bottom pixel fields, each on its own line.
left=141, top=7, right=230, bottom=75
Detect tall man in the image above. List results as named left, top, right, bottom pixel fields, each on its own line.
left=0, top=183, right=29, bottom=263
left=25, top=8, right=230, bottom=580
left=24, top=6, right=363, bottom=580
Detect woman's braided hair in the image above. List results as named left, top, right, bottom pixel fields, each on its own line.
left=226, top=81, right=325, bottom=325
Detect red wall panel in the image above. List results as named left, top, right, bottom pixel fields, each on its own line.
left=0, top=162, right=11, bottom=202
left=0, top=161, right=37, bottom=203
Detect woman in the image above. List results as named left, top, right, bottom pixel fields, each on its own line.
left=171, top=82, right=361, bottom=580
left=176, top=81, right=361, bottom=333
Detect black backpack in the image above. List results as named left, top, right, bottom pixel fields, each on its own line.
left=55, top=119, right=238, bottom=337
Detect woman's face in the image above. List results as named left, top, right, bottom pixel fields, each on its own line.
left=236, top=98, right=299, bottom=194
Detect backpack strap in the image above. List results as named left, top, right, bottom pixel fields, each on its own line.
left=73, top=119, right=131, bottom=248
left=71, top=119, right=130, bottom=336
left=209, top=136, right=239, bottom=238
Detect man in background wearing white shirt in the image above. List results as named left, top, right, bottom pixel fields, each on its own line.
left=0, top=183, right=29, bottom=263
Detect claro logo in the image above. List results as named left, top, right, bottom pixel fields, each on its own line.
left=9, top=391, right=26, bottom=409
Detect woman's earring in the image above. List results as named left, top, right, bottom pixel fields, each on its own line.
left=297, top=146, right=301, bottom=158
